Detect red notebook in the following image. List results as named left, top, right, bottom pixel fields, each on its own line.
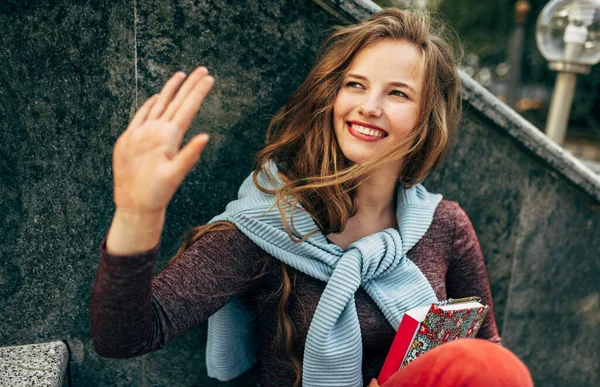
left=378, top=297, right=489, bottom=385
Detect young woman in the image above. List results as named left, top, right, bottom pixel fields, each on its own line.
left=92, top=8, right=533, bottom=387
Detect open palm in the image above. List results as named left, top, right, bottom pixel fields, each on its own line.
left=112, top=66, right=214, bottom=215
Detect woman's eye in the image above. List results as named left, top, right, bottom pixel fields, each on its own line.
left=346, top=82, right=363, bottom=89
left=391, top=90, right=408, bottom=98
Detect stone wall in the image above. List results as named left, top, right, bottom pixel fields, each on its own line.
left=1, top=1, right=333, bottom=385
left=1, top=0, right=598, bottom=386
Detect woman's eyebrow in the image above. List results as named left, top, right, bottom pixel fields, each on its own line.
left=347, top=73, right=367, bottom=83
left=389, top=81, right=417, bottom=94
left=347, top=73, right=416, bottom=94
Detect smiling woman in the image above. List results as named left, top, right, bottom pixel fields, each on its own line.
left=92, top=7, right=532, bottom=387
left=333, top=40, right=423, bottom=166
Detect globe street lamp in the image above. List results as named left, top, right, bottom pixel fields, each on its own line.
left=536, top=0, right=600, bottom=145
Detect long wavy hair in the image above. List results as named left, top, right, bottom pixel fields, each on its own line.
left=171, top=8, right=462, bottom=387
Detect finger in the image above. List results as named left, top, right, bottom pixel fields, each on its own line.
left=147, top=71, right=187, bottom=120
left=127, top=94, right=159, bottom=131
left=162, top=66, right=209, bottom=120
left=170, top=134, right=210, bottom=183
left=170, top=75, right=215, bottom=130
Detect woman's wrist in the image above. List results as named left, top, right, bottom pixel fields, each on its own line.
left=106, top=208, right=166, bottom=255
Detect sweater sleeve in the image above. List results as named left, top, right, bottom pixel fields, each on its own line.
left=91, top=227, right=268, bottom=358
left=445, top=203, right=502, bottom=345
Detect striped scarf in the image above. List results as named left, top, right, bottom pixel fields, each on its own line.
left=206, top=161, right=440, bottom=386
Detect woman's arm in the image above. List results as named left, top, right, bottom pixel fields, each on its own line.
left=91, top=227, right=267, bottom=358
left=445, top=203, right=502, bottom=344
left=92, top=66, right=228, bottom=357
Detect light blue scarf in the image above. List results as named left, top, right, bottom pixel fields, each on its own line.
left=206, top=161, right=441, bottom=387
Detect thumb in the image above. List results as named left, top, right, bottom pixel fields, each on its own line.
left=171, top=133, right=210, bottom=182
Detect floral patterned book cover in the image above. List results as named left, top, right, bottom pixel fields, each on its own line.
left=401, top=297, right=489, bottom=368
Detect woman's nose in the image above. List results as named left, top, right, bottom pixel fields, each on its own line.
left=358, top=95, right=383, bottom=117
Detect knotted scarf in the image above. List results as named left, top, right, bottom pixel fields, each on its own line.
left=206, top=161, right=441, bottom=386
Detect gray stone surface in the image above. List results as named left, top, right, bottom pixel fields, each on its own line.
left=313, top=0, right=380, bottom=24
left=0, top=341, right=69, bottom=387
left=1, top=0, right=599, bottom=386
left=0, top=0, right=331, bottom=386
left=0, top=0, right=135, bottom=346
left=460, top=74, right=600, bottom=203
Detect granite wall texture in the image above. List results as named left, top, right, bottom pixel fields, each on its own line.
left=0, top=0, right=598, bottom=386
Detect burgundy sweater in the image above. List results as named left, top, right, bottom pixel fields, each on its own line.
left=91, top=200, right=501, bottom=386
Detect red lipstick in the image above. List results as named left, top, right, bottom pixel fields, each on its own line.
left=346, top=121, right=387, bottom=142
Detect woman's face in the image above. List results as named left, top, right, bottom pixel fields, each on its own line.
left=333, top=39, right=424, bottom=166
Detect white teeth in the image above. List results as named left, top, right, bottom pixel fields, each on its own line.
left=351, top=124, right=385, bottom=138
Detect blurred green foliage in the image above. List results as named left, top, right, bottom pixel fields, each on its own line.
left=436, top=0, right=553, bottom=83
left=375, top=0, right=552, bottom=81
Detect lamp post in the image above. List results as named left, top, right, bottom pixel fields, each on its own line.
left=536, top=0, right=600, bottom=145
left=507, top=0, right=532, bottom=109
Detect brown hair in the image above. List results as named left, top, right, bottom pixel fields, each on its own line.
left=254, top=7, right=462, bottom=238
left=171, top=8, right=462, bottom=386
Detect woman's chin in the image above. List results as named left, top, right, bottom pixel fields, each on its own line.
left=340, top=150, right=376, bottom=165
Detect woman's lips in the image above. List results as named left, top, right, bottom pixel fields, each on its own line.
left=346, top=122, right=387, bottom=142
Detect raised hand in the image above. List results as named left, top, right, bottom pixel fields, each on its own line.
left=112, top=66, right=214, bottom=216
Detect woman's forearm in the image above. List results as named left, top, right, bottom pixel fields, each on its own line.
left=91, top=235, right=160, bottom=358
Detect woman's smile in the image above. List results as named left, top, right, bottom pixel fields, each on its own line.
left=347, top=121, right=388, bottom=142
